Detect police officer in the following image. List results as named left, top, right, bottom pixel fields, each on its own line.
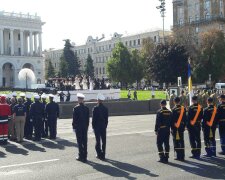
left=30, top=95, right=44, bottom=141
left=155, top=100, right=172, bottom=163
left=202, top=89, right=209, bottom=108
left=41, top=94, right=48, bottom=138
left=169, top=90, right=176, bottom=110
left=92, top=93, right=108, bottom=160
left=72, top=93, right=89, bottom=162
left=24, top=94, right=33, bottom=140
left=187, top=96, right=203, bottom=159
left=202, top=97, right=218, bottom=157
left=217, top=94, right=225, bottom=155
left=171, top=97, right=186, bottom=161
left=19, top=92, right=26, bottom=103
left=12, top=92, right=17, bottom=103
left=45, top=94, right=59, bottom=139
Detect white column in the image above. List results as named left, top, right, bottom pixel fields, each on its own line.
left=34, top=33, right=37, bottom=55
left=20, top=30, right=24, bottom=56
left=29, top=31, right=33, bottom=56
left=38, top=32, right=42, bottom=56
left=0, top=28, right=3, bottom=55
left=10, top=29, right=14, bottom=55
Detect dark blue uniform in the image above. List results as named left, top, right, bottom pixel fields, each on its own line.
left=217, top=102, right=225, bottom=153
left=202, top=105, right=218, bottom=156
left=92, top=103, right=108, bottom=159
left=45, top=101, right=59, bottom=139
left=171, top=105, right=186, bottom=160
left=73, top=103, right=89, bottom=161
left=41, top=100, right=48, bottom=137
left=187, top=103, right=203, bottom=158
left=155, top=107, right=172, bottom=162
left=30, top=101, right=44, bottom=141
left=24, top=99, right=33, bottom=139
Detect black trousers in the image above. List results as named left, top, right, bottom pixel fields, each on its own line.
left=172, top=129, right=185, bottom=159
left=48, top=117, right=57, bottom=138
left=24, top=116, right=33, bottom=138
left=75, top=128, right=88, bottom=159
left=188, top=125, right=201, bottom=157
left=41, top=119, right=48, bottom=137
left=219, top=124, right=225, bottom=153
left=157, top=128, right=170, bottom=159
left=94, top=128, right=106, bottom=156
left=33, top=116, right=42, bottom=141
left=203, top=127, right=216, bottom=156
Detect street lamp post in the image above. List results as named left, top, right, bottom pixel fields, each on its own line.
left=156, top=0, right=166, bottom=43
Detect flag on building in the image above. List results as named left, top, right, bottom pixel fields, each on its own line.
left=188, top=58, right=193, bottom=105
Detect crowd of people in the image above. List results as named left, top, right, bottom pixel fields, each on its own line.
left=0, top=92, right=59, bottom=145
left=155, top=88, right=225, bottom=163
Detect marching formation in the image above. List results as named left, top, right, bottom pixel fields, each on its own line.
left=0, top=93, right=59, bottom=144
left=156, top=90, right=225, bottom=163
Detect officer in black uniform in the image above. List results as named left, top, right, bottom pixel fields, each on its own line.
left=187, top=96, right=203, bottom=159
left=24, top=94, right=33, bottom=140
left=217, top=94, right=225, bottom=155
left=30, top=95, right=44, bottom=141
left=92, top=93, right=108, bottom=160
left=72, top=93, right=89, bottom=162
left=41, top=94, right=48, bottom=138
left=45, top=94, right=59, bottom=139
left=155, top=100, right=172, bottom=163
left=202, top=97, right=218, bottom=157
left=171, top=97, right=186, bottom=161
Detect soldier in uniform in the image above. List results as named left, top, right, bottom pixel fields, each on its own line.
left=217, top=94, right=225, bottom=155
left=196, top=90, right=202, bottom=106
left=155, top=100, right=172, bottom=163
left=179, top=90, right=188, bottom=108
left=92, top=93, right=108, bottom=160
left=202, top=97, right=218, bottom=157
left=171, top=97, right=186, bottom=161
left=19, top=93, right=26, bottom=103
left=72, top=93, right=89, bottom=162
left=169, top=90, right=176, bottom=110
left=187, top=96, right=203, bottom=159
left=41, top=94, right=48, bottom=138
left=210, top=89, right=219, bottom=106
left=30, top=95, right=45, bottom=141
left=24, top=94, right=33, bottom=140
left=45, top=94, right=59, bottom=139
left=12, top=92, right=17, bottom=103
left=202, top=89, right=209, bottom=108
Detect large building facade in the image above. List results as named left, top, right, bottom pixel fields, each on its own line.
left=173, top=0, right=225, bottom=42
left=44, top=30, right=170, bottom=79
left=0, top=11, right=45, bottom=88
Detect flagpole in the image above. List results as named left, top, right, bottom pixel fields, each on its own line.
left=188, top=57, right=193, bottom=106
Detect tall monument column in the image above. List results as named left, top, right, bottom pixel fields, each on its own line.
left=0, top=28, right=4, bottom=55
left=10, top=29, right=14, bottom=55
left=20, top=30, right=24, bottom=56
left=29, top=31, right=33, bottom=56
left=39, top=32, right=42, bottom=56
left=34, top=33, right=37, bottom=55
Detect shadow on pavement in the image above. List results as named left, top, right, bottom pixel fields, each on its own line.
left=55, top=138, right=77, bottom=148
left=41, top=140, right=65, bottom=150
left=87, top=160, right=136, bottom=180
left=5, top=143, right=28, bottom=156
left=0, top=151, right=6, bottom=158
left=22, top=143, right=46, bottom=152
left=168, top=158, right=225, bottom=179
left=106, top=159, right=159, bottom=177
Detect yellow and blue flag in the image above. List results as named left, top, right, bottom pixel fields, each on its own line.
left=188, top=59, right=193, bottom=105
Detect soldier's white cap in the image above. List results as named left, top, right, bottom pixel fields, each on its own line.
left=7, top=93, right=12, bottom=98
left=77, top=93, right=85, bottom=99
left=1, top=94, right=6, bottom=97
left=49, top=94, right=55, bottom=98
left=41, top=94, right=47, bottom=99
left=12, top=92, right=17, bottom=97
left=20, top=92, right=26, bottom=97
left=26, top=93, right=32, bottom=99
left=34, top=95, right=40, bottom=99
left=97, top=93, right=105, bottom=101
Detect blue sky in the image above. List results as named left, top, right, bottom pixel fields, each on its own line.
left=1, top=0, right=173, bottom=49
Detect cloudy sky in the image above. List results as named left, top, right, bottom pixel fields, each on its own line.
left=1, top=0, right=173, bottom=49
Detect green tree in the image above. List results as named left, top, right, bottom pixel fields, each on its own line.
left=147, top=42, right=188, bottom=85
left=46, top=60, right=55, bottom=79
left=193, top=29, right=225, bottom=83
left=107, top=42, right=132, bottom=87
left=62, top=39, right=80, bottom=76
left=59, top=56, right=68, bottom=78
left=84, top=54, right=94, bottom=78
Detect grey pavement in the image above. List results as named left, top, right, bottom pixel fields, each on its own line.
left=0, top=115, right=225, bottom=180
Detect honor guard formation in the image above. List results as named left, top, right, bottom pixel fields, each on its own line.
left=0, top=92, right=59, bottom=144
left=156, top=89, right=225, bottom=163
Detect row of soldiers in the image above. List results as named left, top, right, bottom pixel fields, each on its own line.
left=155, top=94, right=225, bottom=163
left=0, top=92, right=59, bottom=144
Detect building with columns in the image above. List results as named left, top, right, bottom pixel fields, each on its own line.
left=44, top=30, right=171, bottom=79
left=0, top=11, right=45, bottom=88
left=173, top=0, right=225, bottom=43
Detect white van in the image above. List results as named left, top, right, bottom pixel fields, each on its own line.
left=215, top=83, right=225, bottom=89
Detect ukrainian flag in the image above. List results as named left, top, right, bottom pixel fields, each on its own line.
left=188, top=58, right=193, bottom=105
